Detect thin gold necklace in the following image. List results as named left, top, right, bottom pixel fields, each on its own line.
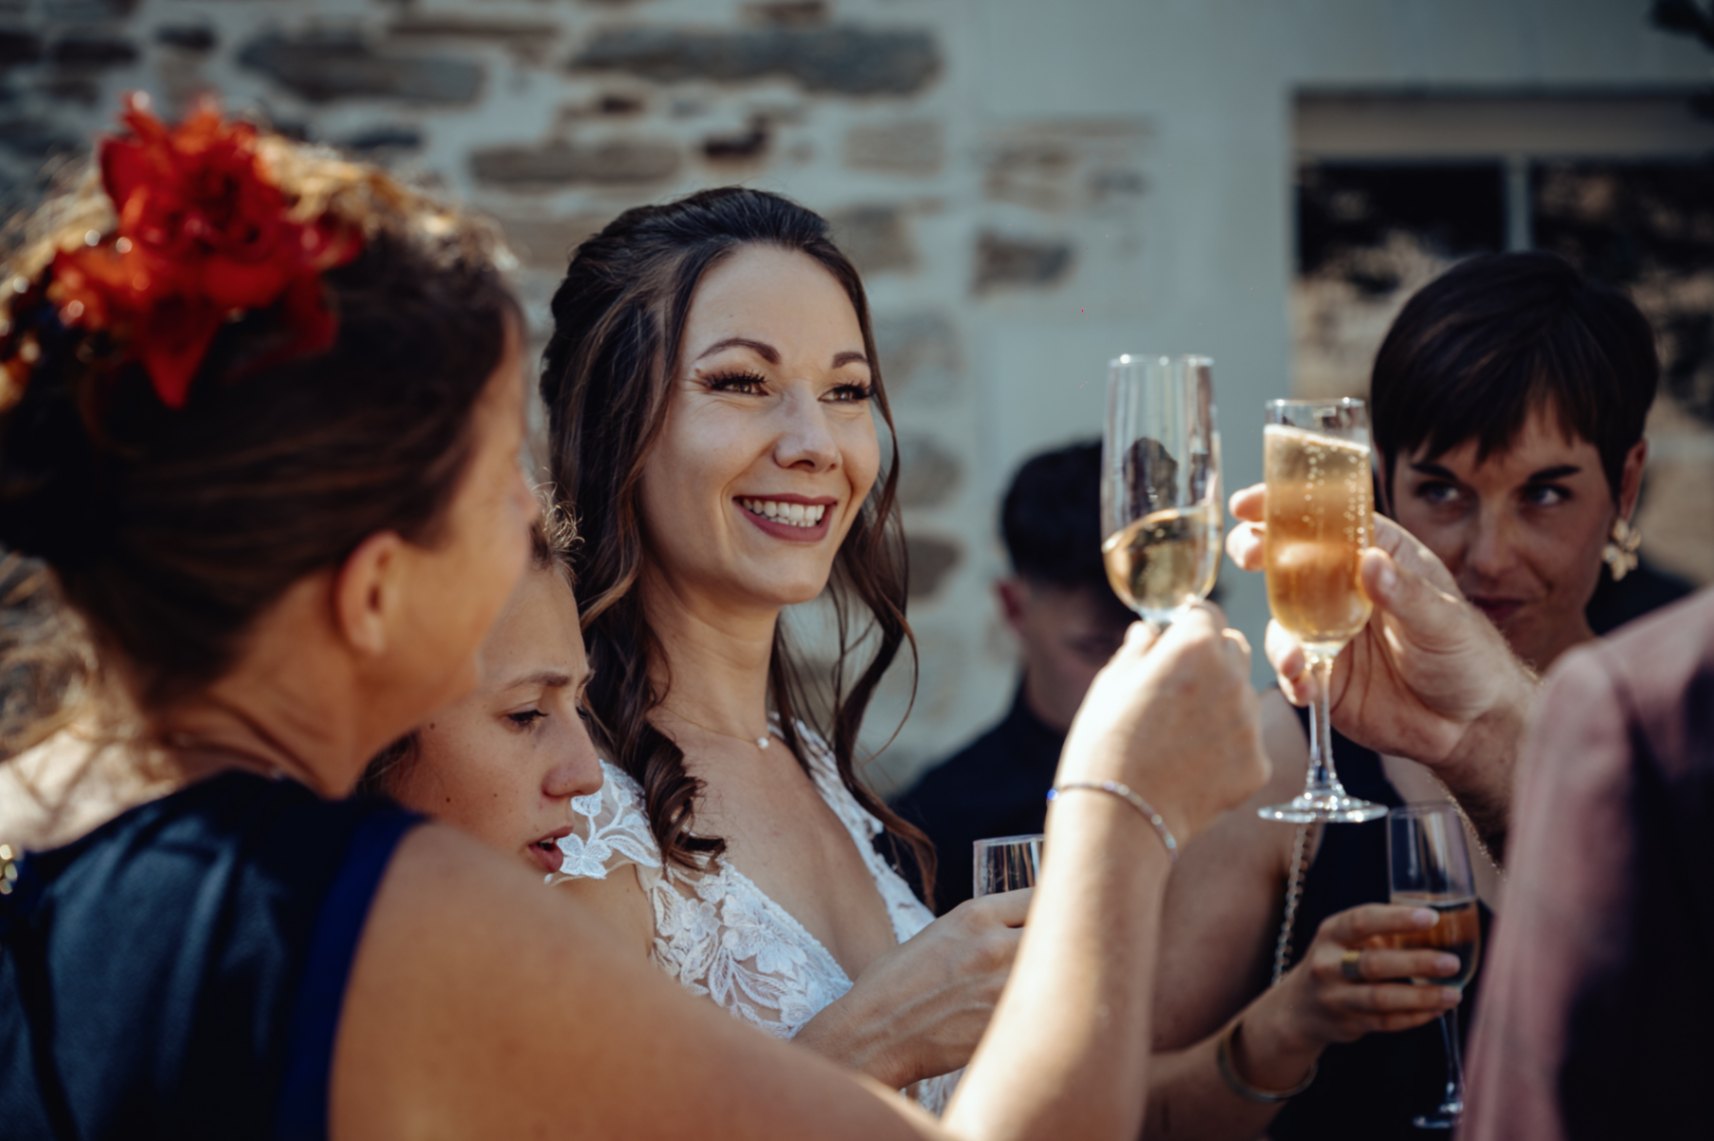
left=657, top=707, right=774, bottom=751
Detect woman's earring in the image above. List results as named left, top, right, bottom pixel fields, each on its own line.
left=1603, top=516, right=1642, bottom=582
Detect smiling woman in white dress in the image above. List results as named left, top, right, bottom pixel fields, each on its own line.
left=540, top=188, right=1018, bottom=1107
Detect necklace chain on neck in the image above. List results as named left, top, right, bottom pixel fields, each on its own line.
left=659, top=707, right=773, bottom=751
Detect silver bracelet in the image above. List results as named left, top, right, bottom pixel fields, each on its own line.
left=1047, top=779, right=1179, bottom=863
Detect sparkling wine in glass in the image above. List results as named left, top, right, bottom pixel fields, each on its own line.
left=1388, top=804, right=1481, bottom=1130
left=973, top=833, right=1043, bottom=897
left=1100, top=354, right=1222, bottom=624
left=1256, top=397, right=1385, bottom=824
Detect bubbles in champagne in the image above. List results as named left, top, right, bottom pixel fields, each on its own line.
left=1263, top=425, right=1374, bottom=653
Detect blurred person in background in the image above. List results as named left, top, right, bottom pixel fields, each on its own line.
left=892, top=439, right=1133, bottom=914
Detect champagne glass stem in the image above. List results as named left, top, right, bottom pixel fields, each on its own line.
left=1259, top=647, right=1384, bottom=822
left=1305, top=652, right=1337, bottom=795
left=1436, top=1006, right=1465, bottom=1117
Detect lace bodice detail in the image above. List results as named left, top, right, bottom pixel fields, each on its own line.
left=556, top=722, right=954, bottom=1110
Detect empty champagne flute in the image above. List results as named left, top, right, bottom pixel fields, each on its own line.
left=973, top=834, right=1043, bottom=897
left=1387, top=805, right=1480, bottom=1130
left=1256, top=397, right=1385, bottom=823
left=1100, top=354, right=1222, bottom=624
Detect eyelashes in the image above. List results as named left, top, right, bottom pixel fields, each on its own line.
left=831, top=383, right=875, bottom=403
left=702, top=370, right=768, bottom=394
left=701, top=370, right=875, bottom=403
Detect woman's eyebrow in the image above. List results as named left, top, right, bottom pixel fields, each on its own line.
left=692, top=338, right=869, bottom=371
left=693, top=337, right=779, bottom=364
left=502, top=670, right=573, bottom=690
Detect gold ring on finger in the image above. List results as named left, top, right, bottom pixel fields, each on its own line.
left=1339, top=948, right=1363, bottom=983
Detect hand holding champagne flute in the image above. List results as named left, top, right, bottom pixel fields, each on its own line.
left=1256, top=398, right=1385, bottom=823
left=1388, top=804, right=1480, bottom=1129
left=1100, top=354, right=1222, bottom=623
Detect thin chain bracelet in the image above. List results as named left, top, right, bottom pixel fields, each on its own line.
left=1047, top=779, right=1179, bottom=863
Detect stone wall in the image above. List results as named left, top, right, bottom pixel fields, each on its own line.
left=2, top=0, right=1709, bottom=795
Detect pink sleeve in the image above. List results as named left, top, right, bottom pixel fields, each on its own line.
left=1461, top=646, right=1633, bottom=1141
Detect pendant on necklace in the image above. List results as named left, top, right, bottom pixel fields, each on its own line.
left=756, top=735, right=770, bottom=750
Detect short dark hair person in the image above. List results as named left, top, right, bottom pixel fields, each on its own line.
left=1000, top=440, right=1110, bottom=590
left=1369, top=250, right=1658, bottom=506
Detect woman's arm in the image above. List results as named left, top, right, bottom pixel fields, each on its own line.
left=550, top=863, right=658, bottom=960
left=945, top=610, right=1269, bottom=1139
left=792, top=889, right=1028, bottom=1089
left=1144, top=692, right=1461, bottom=1141
left=332, top=607, right=1269, bottom=1141
left=1150, top=692, right=1308, bottom=1051
left=1144, top=902, right=1461, bottom=1140
left=336, top=826, right=945, bottom=1139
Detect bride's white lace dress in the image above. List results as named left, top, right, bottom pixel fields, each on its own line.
left=554, top=722, right=956, bottom=1112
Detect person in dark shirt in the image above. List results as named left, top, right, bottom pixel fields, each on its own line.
left=893, top=440, right=1135, bottom=913
left=1584, top=552, right=1694, bottom=634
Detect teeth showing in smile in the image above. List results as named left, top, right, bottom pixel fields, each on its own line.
left=740, top=498, right=827, bottom=528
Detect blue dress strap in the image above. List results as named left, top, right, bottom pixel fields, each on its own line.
left=273, top=809, right=420, bottom=1141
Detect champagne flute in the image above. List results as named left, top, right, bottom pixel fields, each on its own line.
left=973, top=834, right=1043, bottom=897
left=1255, top=397, right=1385, bottom=823
left=1100, top=354, right=1222, bottom=624
left=1387, top=804, right=1480, bottom=1130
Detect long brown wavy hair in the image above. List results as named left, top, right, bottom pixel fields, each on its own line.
left=539, top=186, right=933, bottom=898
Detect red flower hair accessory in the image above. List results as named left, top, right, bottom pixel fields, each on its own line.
left=43, top=93, right=361, bottom=408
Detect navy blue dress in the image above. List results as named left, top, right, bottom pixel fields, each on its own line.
left=0, top=771, right=420, bottom=1140
left=1267, top=716, right=1493, bottom=1141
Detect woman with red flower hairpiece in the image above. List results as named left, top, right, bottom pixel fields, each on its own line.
left=0, top=94, right=1268, bottom=1140
left=40, top=92, right=360, bottom=408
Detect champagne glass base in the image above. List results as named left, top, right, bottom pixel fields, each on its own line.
left=1257, top=793, right=1387, bottom=824
left=1411, top=1107, right=1461, bottom=1130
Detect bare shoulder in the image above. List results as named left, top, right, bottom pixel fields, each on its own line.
left=331, top=824, right=934, bottom=1139
left=551, top=860, right=657, bottom=958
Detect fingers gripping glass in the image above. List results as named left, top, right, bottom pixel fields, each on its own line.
left=973, top=834, right=1043, bottom=898
left=1100, top=355, right=1222, bottom=624
left=1387, top=805, right=1481, bottom=1130
left=1256, top=398, right=1385, bottom=824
